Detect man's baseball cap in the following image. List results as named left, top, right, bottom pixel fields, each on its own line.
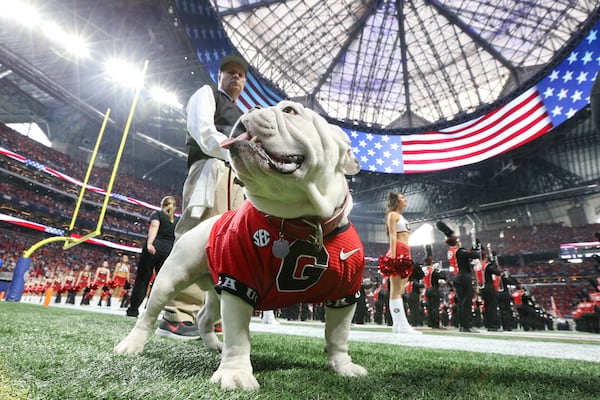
left=219, top=54, right=249, bottom=73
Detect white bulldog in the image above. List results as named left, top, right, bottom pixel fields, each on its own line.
left=114, top=101, right=366, bottom=390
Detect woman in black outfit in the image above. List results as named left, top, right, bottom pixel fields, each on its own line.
left=126, top=196, right=178, bottom=318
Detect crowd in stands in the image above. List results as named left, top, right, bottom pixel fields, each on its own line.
left=1, top=122, right=599, bottom=332
left=0, top=123, right=182, bottom=208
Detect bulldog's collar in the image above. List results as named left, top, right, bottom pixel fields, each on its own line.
left=263, top=192, right=350, bottom=250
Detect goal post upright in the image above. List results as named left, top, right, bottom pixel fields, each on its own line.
left=6, top=60, right=149, bottom=301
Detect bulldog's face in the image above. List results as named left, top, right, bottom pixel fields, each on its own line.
left=221, top=101, right=360, bottom=218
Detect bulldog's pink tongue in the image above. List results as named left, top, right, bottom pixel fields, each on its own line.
left=220, top=132, right=250, bottom=149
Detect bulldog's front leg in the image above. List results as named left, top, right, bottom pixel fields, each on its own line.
left=210, top=292, right=258, bottom=390
left=197, top=284, right=223, bottom=352
left=114, top=220, right=215, bottom=355
left=324, top=304, right=368, bottom=377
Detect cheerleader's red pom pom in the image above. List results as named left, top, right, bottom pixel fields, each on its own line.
left=378, top=255, right=414, bottom=278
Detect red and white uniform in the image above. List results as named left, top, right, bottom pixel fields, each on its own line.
left=473, top=259, right=485, bottom=289
left=206, top=200, right=365, bottom=310
left=423, top=266, right=433, bottom=289
left=447, top=247, right=458, bottom=274
left=96, top=271, right=109, bottom=287
left=492, top=274, right=503, bottom=292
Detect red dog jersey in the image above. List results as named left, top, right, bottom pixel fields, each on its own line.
left=206, top=200, right=365, bottom=310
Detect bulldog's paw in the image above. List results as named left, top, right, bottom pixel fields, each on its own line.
left=210, top=368, right=259, bottom=391
left=201, top=331, right=223, bottom=352
left=331, top=361, right=368, bottom=377
left=328, top=354, right=368, bottom=377
left=114, top=330, right=148, bottom=355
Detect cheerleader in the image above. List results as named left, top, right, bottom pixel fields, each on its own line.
left=111, top=254, right=131, bottom=308
left=63, top=270, right=77, bottom=304
left=76, top=264, right=93, bottom=305
left=379, top=192, right=421, bottom=334
left=94, top=260, right=111, bottom=307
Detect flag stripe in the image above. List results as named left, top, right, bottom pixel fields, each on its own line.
left=402, top=100, right=548, bottom=162
left=399, top=88, right=553, bottom=172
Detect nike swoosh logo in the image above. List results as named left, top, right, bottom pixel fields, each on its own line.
left=340, top=248, right=361, bottom=260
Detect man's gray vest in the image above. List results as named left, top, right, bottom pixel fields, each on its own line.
left=185, top=87, right=243, bottom=168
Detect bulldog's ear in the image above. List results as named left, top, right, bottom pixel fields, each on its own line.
left=343, top=148, right=361, bottom=176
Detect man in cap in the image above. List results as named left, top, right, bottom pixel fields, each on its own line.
left=151, top=54, right=249, bottom=339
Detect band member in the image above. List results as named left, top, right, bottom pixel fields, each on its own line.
left=480, top=249, right=502, bottom=331
left=437, top=221, right=480, bottom=332
left=423, top=244, right=447, bottom=329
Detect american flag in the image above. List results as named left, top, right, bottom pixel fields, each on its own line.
left=349, top=22, right=599, bottom=174
left=347, top=88, right=553, bottom=173
left=178, top=1, right=599, bottom=174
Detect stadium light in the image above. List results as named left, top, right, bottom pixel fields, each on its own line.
left=150, top=86, right=183, bottom=110
left=104, top=59, right=145, bottom=89
left=42, top=21, right=89, bottom=58
left=0, top=1, right=41, bottom=27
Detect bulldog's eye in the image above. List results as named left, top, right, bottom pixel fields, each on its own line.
left=282, top=106, right=299, bottom=115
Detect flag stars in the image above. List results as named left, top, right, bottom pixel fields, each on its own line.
left=582, top=52, right=593, bottom=65
left=548, top=70, right=560, bottom=81
left=382, top=150, right=391, bottom=158
left=374, top=142, right=383, bottom=150
left=391, top=142, right=400, bottom=151
left=576, top=72, right=588, bottom=85
left=570, top=90, right=583, bottom=103
left=542, top=87, right=554, bottom=98
left=561, top=70, right=573, bottom=83
left=367, top=149, right=375, bottom=157
left=359, top=140, right=367, bottom=148
left=566, top=108, right=577, bottom=119
left=586, top=29, right=597, bottom=44
left=567, top=52, right=578, bottom=64
left=551, top=105, right=563, bottom=117
left=557, top=88, right=568, bottom=100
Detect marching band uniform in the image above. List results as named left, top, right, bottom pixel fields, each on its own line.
left=425, top=268, right=446, bottom=329
left=481, top=256, right=502, bottom=331
left=436, top=221, right=480, bottom=332
left=422, top=244, right=447, bottom=329
left=498, top=273, right=516, bottom=331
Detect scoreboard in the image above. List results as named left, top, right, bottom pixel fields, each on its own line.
left=559, top=241, right=600, bottom=260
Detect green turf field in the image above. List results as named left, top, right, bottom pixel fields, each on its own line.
left=1, top=302, right=599, bottom=399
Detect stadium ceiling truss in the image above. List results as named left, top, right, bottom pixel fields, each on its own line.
left=211, top=0, right=598, bottom=132
left=0, top=0, right=599, bottom=228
